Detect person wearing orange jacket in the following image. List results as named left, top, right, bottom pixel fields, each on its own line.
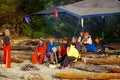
left=2, top=29, right=11, bottom=68
left=32, top=38, right=47, bottom=64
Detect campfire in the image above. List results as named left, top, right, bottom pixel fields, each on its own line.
left=20, top=64, right=40, bottom=71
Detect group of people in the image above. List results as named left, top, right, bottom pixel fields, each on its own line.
left=77, top=31, right=107, bottom=53
left=1, top=29, right=107, bottom=69
left=31, top=37, right=80, bottom=70
left=31, top=31, right=107, bottom=70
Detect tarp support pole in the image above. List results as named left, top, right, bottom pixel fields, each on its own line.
left=81, top=18, right=84, bottom=31
left=73, top=20, right=80, bottom=36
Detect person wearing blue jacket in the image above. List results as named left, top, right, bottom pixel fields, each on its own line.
left=44, top=37, right=57, bottom=64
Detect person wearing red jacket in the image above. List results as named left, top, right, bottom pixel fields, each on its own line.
left=32, top=38, right=47, bottom=64
left=2, top=29, right=11, bottom=68
left=58, top=38, right=69, bottom=63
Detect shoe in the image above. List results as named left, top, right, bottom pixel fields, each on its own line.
left=50, top=61, right=55, bottom=64
left=61, top=67, right=69, bottom=70
left=43, top=62, right=49, bottom=66
left=58, top=66, right=62, bottom=69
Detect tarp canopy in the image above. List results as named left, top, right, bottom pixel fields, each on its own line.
left=32, top=7, right=64, bottom=15
left=56, top=0, right=120, bottom=18
left=31, top=0, right=120, bottom=18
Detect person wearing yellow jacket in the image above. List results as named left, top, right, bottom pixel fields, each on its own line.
left=60, top=44, right=80, bottom=70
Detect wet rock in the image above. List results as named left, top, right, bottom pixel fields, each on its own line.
left=24, top=73, right=43, bottom=80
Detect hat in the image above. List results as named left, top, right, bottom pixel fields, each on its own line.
left=39, top=38, right=45, bottom=41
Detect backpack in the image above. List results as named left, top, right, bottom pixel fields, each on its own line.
left=87, top=44, right=98, bottom=52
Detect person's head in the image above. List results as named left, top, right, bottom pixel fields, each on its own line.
left=84, top=32, right=89, bottom=36
left=84, top=32, right=89, bottom=39
left=79, top=31, right=84, bottom=36
left=4, top=29, right=10, bottom=36
left=62, top=38, right=68, bottom=44
left=49, top=37, right=55, bottom=44
left=72, top=36, right=77, bottom=43
left=95, top=37, right=100, bottom=43
left=39, top=38, right=44, bottom=44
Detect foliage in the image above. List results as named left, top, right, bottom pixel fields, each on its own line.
left=20, top=24, right=32, bottom=37
left=1, top=24, right=12, bottom=29
left=33, top=31, right=49, bottom=38
left=0, top=0, right=120, bottom=42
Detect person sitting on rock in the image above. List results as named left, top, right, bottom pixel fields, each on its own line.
left=44, top=37, right=57, bottom=64
left=59, top=44, right=80, bottom=70
left=58, top=38, right=69, bottom=63
left=82, top=32, right=92, bottom=52
left=32, top=38, right=47, bottom=64
left=72, top=36, right=82, bottom=52
left=94, top=37, right=108, bottom=54
left=95, top=37, right=107, bottom=50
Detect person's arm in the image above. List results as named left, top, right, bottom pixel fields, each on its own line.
left=46, top=43, right=50, bottom=52
left=78, top=36, right=81, bottom=42
left=3, top=36, right=10, bottom=45
left=84, top=38, right=92, bottom=44
left=42, top=42, right=47, bottom=54
left=35, top=45, right=39, bottom=53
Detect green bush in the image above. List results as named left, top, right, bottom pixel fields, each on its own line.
left=20, top=24, right=32, bottom=37
left=33, top=31, right=49, bottom=38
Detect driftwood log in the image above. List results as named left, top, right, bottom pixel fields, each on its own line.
left=81, top=53, right=100, bottom=58
left=101, top=65, right=120, bottom=73
left=82, top=57, right=120, bottom=65
left=0, top=45, right=36, bottom=51
left=56, top=72, right=120, bottom=79
left=110, top=68, right=120, bottom=73
left=0, top=74, right=7, bottom=78
left=11, top=46, right=35, bottom=51
left=11, top=51, right=33, bottom=55
left=105, top=50, right=120, bottom=53
left=11, top=57, right=24, bottom=63
left=72, top=62, right=120, bottom=73
left=71, top=62, right=110, bottom=73
left=11, top=54, right=31, bottom=63
left=14, top=54, right=31, bottom=60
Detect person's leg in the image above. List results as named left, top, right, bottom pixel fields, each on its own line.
left=63, top=56, right=76, bottom=67
left=58, top=55, right=67, bottom=69
left=2, top=45, right=7, bottom=64
left=50, top=53, right=54, bottom=62
left=58, top=54, right=67, bottom=63
left=6, top=45, right=11, bottom=68
left=31, top=52, right=38, bottom=64
left=39, top=53, right=45, bottom=64
left=44, top=53, right=49, bottom=63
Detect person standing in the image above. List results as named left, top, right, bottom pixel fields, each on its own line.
left=32, top=38, right=47, bottom=64
left=2, top=29, right=11, bottom=68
